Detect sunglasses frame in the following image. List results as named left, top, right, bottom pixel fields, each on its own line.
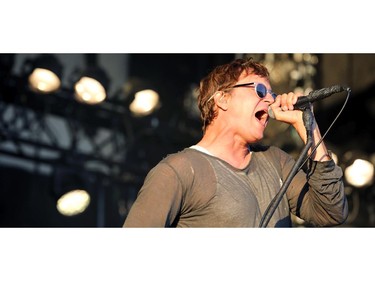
left=206, top=82, right=277, bottom=104
left=230, top=82, right=277, bottom=100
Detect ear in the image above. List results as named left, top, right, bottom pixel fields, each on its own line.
left=215, top=91, right=230, bottom=111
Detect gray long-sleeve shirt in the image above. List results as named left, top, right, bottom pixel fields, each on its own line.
left=123, top=145, right=348, bottom=227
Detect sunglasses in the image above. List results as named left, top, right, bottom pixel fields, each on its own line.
left=230, top=82, right=277, bottom=100
left=206, top=82, right=277, bottom=104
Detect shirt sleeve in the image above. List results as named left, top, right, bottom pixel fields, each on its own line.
left=284, top=153, right=349, bottom=226
left=123, top=162, right=183, bottom=227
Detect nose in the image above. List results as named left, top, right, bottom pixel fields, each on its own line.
left=264, top=92, right=276, bottom=104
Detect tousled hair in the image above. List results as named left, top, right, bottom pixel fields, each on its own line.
left=197, top=57, right=270, bottom=132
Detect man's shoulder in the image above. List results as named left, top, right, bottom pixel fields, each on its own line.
left=161, top=147, right=206, bottom=165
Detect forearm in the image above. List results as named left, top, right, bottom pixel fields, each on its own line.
left=293, top=117, right=331, bottom=162
left=298, top=160, right=348, bottom=226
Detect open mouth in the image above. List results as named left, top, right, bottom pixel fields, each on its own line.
left=255, top=109, right=268, bottom=126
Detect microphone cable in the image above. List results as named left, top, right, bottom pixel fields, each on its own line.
left=259, top=87, right=351, bottom=227
left=297, top=87, right=351, bottom=170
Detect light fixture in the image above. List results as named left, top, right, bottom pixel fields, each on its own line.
left=345, top=158, right=374, bottom=188
left=53, top=168, right=91, bottom=216
left=74, top=67, right=109, bottom=105
left=25, top=54, right=63, bottom=94
left=74, top=55, right=110, bottom=105
left=57, top=189, right=90, bottom=216
left=122, top=77, right=161, bottom=117
left=129, top=89, right=160, bottom=117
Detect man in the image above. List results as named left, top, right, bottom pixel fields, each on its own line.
left=123, top=57, right=348, bottom=227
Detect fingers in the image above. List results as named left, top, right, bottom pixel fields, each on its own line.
left=278, top=92, right=302, bottom=111
left=269, top=91, right=305, bottom=125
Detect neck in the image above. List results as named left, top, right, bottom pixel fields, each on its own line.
left=197, top=128, right=252, bottom=169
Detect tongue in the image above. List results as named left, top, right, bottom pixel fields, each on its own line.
left=256, top=110, right=266, bottom=120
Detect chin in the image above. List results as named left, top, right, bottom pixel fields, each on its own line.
left=248, top=134, right=263, bottom=143
left=255, top=133, right=264, bottom=142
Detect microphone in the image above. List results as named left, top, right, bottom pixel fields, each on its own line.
left=268, top=85, right=348, bottom=119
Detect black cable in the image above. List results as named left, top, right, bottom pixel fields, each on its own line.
left=259, top=87, right=351, bottom=227
left=298, top=87, right=351, bottom=170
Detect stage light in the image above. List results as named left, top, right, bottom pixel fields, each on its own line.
left=53, top=168, right=91, bottom=216
left=57, top=189, right=90, bottom=216
left=129, top=89, right=160, bottom=117
left=74, top=66, right=110, bottom=105
left=345, top=158, right=374, bottom=188
left=25, top=54, right=63, bottom=94
left=123, top=77, right=161, bottom=117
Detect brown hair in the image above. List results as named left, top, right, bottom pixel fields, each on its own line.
left=197, top=57, right=270, bottom=132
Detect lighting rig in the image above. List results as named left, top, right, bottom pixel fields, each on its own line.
left=3, top=53, right=373, bottom=226
left=0, top=54, right=171, bottom=225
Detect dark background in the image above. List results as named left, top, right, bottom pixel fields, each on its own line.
left=1, top=53, right=374, bottom=227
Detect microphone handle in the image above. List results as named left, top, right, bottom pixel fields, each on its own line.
left=268, top=85, right=346, bottom=118
left=293, top=96, right=311, bottom=110
left=309, top=85, right=345, bottom=101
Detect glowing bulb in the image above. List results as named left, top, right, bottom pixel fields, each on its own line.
left=129, top=89, right=160, bottom=116
left=345, top=159, right=374, bottom=188
left=57, top=189, right=90, bottom=216
left=28, top=68, right=61, bottom=93
left=74, top=77, right=106, bottom=104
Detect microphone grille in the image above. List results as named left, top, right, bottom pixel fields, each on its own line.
left=268, top=106, right=275, bottom=119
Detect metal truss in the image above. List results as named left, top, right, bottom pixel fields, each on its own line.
left=0, top=73, right=145, bottom=188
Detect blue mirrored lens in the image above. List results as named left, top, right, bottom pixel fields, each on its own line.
left=256, top=83, right=267, bottom=98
